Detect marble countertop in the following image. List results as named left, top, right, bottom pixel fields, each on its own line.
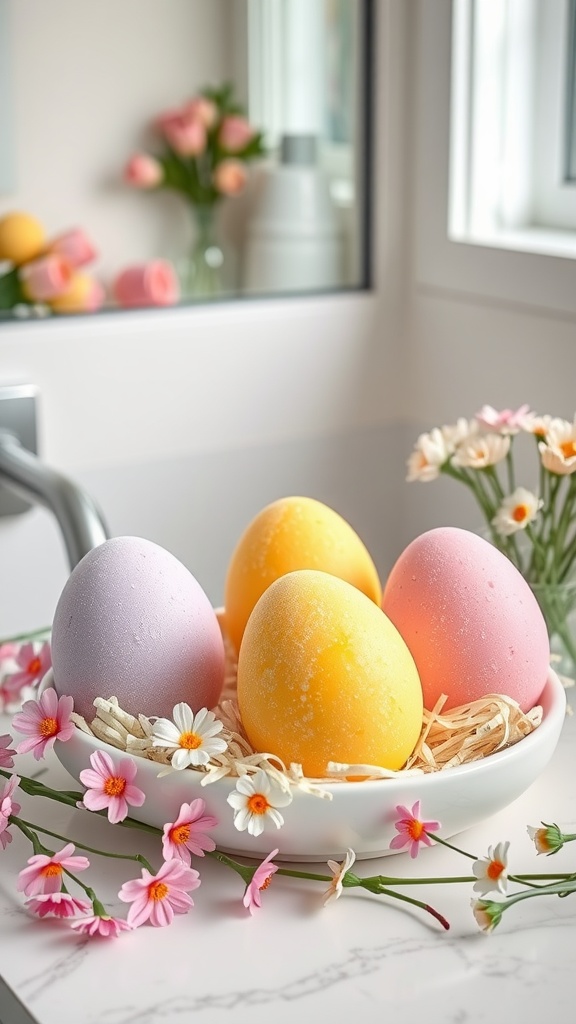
left=1, top=694, right=576, bottom=1024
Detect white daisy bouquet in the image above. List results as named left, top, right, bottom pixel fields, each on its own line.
left=407, top=405, right=576, bottom=675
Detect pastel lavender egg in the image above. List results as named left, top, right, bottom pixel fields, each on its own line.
left=382, top=527, right=550, bottom=713
left=51, top=536, right=225, bottom=722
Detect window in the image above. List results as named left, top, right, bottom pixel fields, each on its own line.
left=449, top=0, right=576, bottom=258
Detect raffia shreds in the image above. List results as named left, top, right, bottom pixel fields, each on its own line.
left=71, top=609, right=543, bottom=793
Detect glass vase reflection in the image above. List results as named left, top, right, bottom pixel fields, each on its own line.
left=178, top=205, right=236, bottom=301
left=531, top=581, right=576, bottom=686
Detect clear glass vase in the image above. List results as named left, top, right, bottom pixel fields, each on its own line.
left=178, top=204, right=234, bottom=302
left=530, top=581, right=576, bottom=685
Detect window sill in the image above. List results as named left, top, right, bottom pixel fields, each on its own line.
left=449, top=226, right=576, bottom=262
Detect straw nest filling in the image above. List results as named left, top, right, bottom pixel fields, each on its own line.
left=68, top=611, right=548, bottom=796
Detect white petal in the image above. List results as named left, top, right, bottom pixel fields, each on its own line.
left=247, top=814, right=265, bottom=837
left=173, top=703, right=194, bottom=732
left=233, top=807, right=252, bottom=832
left=171, top=748, right=193, bottom=771
left=266, top=808, right=285, bottom=830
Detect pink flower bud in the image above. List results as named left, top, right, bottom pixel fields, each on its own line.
left=213, top=158, right=248, bottom=196
left=49, top=228, right=98, bottom=268
left=218, top=116, right=255, bottom=153
left=159, top=111, right=206, bottom=157
left=124, top=154, right=163, bottom=188
left=112, top=260, right=179, bottom=308
left=184, top=96, right=218, bottom=130
left=19, top=254, right=73, bottom=301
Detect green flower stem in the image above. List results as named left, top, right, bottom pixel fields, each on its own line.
left=14, top=817, right=155, bottom=874
left=0, top=626, right=51, bottom=647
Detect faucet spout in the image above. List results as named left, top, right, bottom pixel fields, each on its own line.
left=0, top=431, right=110, bottom=571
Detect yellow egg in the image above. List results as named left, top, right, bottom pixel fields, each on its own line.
left=237, top=569, right=423, bottom=778
left=0, top=211, right=46, bottom=264
left=224, top=496, right=382, bottom=655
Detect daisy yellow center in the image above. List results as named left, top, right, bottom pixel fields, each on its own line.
left=247, top=793, right=270, bottom=815
left=41, top=863, right=63, bottom=878
left=171, top=824, right=191, bottom=845
left=512, top=503, right=529, bottom=523
left=561, top=440, right=576, bottom=459
left=39, top=717, right=58, bottom=738
left=259, top=875, right=272, bottom=892
left=27, top=656, right=42, bottom=675
left=487, top=859, right=505, bottom=880
left=179, top=731, right=202, bottom=750
left=407, top=819, right=424, bottom=841
left=148, top=881, right=169, bottom=901
left=103, top=776, right=126, bottom=797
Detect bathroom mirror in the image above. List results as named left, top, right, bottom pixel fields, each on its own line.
left=0, top=0, right=373, bottom=319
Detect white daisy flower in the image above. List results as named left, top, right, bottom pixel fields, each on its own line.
left=406, top=428, right=452, bottom=482
left=227, top=768, right=292, bottom=836
left=472, top=841, right=510, bottom=896
left=152, top=703, right=228, bottom=770
left=452, top=433, right=510, bottom=469
left=539, top=417, right=576, bottom=475
left=323, top=848, right=357, bottom=906
left=492, top=487, right=543, bottom=536
left=521, top=412, right=553, bottom=438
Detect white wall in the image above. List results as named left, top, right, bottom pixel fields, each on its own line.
left=0, top=0, right=234, bottom=280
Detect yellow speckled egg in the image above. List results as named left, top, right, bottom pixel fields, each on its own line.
left=236, top=569, right=423, bottom=778
left=224, top=496, right=382, bottom=655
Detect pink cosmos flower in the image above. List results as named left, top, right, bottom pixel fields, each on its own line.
left=25, top=892, right=91, bottom=919
left=49, top=228, right=98, bottom=268
left=113, top=260, right=179, bottom=309
left=17, top=842, right=90, bottom=897
left=243, top=849, right=279, bottom=915
left=118, top=859, right=200, bottom=928
left=0, top=733, right=16, bottom=769
left=6, top=641, right=51, bottom=692
left=0, top=642, right=18, bottom=664
left=19, top=253, right=73, bottom=301
left=474, top=404, right=532, bottom=434
left=218, top=115, right=255, bottom=152
left=0, top=774, right=21, bottom=850
left=70, top=913, right=132, bottom=938
left=12, top=688, right=74, bottom=760
left=157, top=109, right=206, bottom=157
left=124, top=153, right=163, bottom=188
left=79, top=749, right=145, bottom=824
left=162, top=799, right=218, bottom=865
left=213, top=158, right=248, bottom=197
left=389, top=801, right=441, bottom=858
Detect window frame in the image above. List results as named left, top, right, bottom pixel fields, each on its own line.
left=415, top=0, right=576, bottom=318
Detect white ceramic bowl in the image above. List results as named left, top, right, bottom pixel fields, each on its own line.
left=48, top=668, right=567, bottom=862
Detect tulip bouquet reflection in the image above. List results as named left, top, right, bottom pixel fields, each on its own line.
left=123, top=82, right=266, bottom=298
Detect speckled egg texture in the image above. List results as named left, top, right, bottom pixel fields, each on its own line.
left=51, top=536, right=225, bottom=721
left=224, top=495, right=382, bottom=656
left=381, top=527, right=550, bottom=713
left=236, top=568, right=423, bottom=778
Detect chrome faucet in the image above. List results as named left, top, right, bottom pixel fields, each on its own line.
left=0, top=384, right=109, bottom=570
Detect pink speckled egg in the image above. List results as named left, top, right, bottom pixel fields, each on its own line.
left=381, top=527, right=550, bottom=712
left=51, top=536, right=225, bottom=722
